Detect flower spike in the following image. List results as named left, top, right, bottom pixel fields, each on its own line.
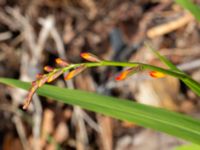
left=23, top=75, right=49, bottom=109
left=23, top=81, right=39, bottom=110
left=80, top=52, right=101, bottom=62
left=65, top=65, right=86, bottom=80
left=149, top=71, right=166, bottom=78
left=55, top=58, right=69, bottom=67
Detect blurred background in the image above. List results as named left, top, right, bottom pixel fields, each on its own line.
left=0, top=0, right=200, bottom=149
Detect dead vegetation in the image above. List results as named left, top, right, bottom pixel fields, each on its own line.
left=0, top=0, right=200, bottom=149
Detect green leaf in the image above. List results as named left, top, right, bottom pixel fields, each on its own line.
left=173, top=0, right=200, bottom=95
left=1, top=78, right=200, bottom=145
left=175, top=0, right=200, bottom=22
left=145, top=43, right=200, bottom=96
left=145, top=43, right=179, bottom=71
left=175, top=144, right=200, bottom=150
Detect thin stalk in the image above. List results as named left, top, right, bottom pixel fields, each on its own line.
left=62, top=61, right=187, bottom=79
left=101, top=61, right=200, bottom=94
left=44, top=60, right=200, bottom=97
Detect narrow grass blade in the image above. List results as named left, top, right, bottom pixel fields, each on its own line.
left=146, top=43, right=200, bottom=96
left=175, top=144, right=200, bottom=150
left=175, top=0, right=200, bottom=22
left=1, top=78, right=200, bottom=145
left=145, top=43, right=179, bottom=71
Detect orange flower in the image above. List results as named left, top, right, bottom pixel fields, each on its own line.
left=149, top=71, right=166, bottom=78
left=64, top=65, right=86, bottom=80
left=80, top=52, right=101, bottom=62
left=55, top=58, right=69, bottom=67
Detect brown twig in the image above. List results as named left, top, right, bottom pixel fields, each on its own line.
left=147, top=12, right=194, bottom=38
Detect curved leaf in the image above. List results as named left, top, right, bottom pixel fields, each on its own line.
left=175, top=144, right=200, bottom=150
left=145, top=43, right=200, bottom=96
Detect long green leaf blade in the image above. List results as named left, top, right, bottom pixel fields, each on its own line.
left=175, top=144, right=200, bottom=150
left=1, top=78, right=200, bottom=144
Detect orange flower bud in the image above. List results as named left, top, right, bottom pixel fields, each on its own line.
left=47, top=70, right=63, bottom=83
left=36, top=73, right=44, bottom=79
left=44, top=66, right=54, bottom=72
left=64, top=65, right=86, bottom=80
left=149, top=71, right=166, bottom=78
left=115, top=69, right=132, bottom=81
left=115, top=67, right=140, bottom=81
left=80, top=52, right=101, bottom=62
left=55, top=58, right=69, bottom=67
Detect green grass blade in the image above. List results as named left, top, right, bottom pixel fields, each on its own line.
left=145, top=44, right=200, bottom=87
left=175, top=144, right=200, bottom=150
left=1, top=78, right=200, bottom=144
left=182, top=78, right=200, bottom=95
left=146, top=43, right=200, bottom=96
left=145, top=43, right=179, bottom=71
left=173, top=0, right=200, bottom=95
left=175, top=0, right=200, bottom=22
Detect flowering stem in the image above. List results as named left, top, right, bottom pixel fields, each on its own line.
left=62, top=61, right=187, bottom=79
left=22, top=57, right=200, bottom=109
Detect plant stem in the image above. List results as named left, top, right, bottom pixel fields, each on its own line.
left=63, top=61, right=187, bottom=78
left=59, top=60, right=200, bottom=94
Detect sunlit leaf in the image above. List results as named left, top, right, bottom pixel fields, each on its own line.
left=1, top=78, right=200, bottom=145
